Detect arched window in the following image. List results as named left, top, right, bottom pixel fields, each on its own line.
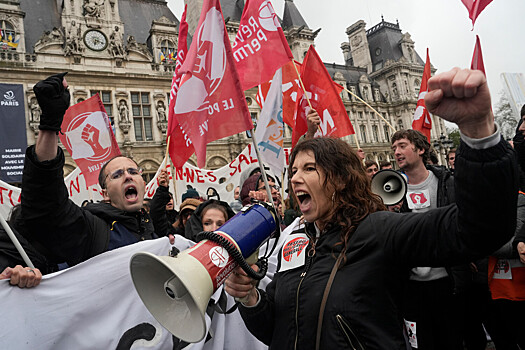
left=160, top=40, right=176, bottom=64
left=414, top=79, right=421, bottom=96
left=360, top=125, right=367, bottom=143
left=1, top=20, right=18, bottom=50
left=372, top=125, right=379, bottom=142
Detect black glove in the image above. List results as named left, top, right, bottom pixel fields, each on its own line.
left=33, top=72, right=70, bottom=132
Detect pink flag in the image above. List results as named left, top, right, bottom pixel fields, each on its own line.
left=292, top=46, right=354, bottom=147
left=167, top=6, right=196, bottom=168
left=470, top=35, right=485, bottom=75
left=412, top=49, right=432, bottom=143
left=233, top=0, right=293, bottom=90
left=174, top=0, right=253, bottom=168
left=461, top=0, right=493, bottom=27
left=60, top=94, right=121, bottom=186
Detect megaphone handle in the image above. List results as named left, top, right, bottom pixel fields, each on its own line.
left=234, top=250, right=259, bottom=304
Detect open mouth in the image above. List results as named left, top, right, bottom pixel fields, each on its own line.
left=125, top=186, right=138, bottom=201
left=296, top=191, right=312, bottom=211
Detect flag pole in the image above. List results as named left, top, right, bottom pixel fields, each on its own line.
left=292, top=61, right=322, bottom=134
left=250, top=130, right=278, bottom=214
left=165, top=136, right=178, bottom=207
left=344, top=87, right=396, bottom=132
left=0, top=215, right=34, bottom=268
left=353, top=133, right=360, bottom=150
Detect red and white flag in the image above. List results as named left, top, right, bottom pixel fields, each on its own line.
left=292, top=46, right=354, bottom=147
left=412, top=48, right=432, bottom=142
left=470, top=35, right=485, bottom=75
left=174, top=0, right=253, bottom=168
left=256, top=60, right=302, bottom=128
left=252, top=68, right=285, bottom=173
left=233, top=0, right=293, bottom=90
left=461, top=0, right=493, bottom=27
left=167, top=6, right=195, bottom=168
left=60, top=94, right=121, bottom=186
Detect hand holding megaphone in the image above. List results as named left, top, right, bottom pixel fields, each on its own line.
left=224, top=265, right=259, bottom=306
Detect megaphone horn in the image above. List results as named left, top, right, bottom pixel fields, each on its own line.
left=371, top=169, right=408, bottom=206
left=130, top=203, right=278, bottom=343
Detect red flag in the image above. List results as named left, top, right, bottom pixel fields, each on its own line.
left=470, top=35, right=485, bottom=75
left=412, top=48, right=432, bottom=142
left=232, top=0, right=293, bottom=90
left=291, top=46, right=354, bottom=147
left=167, top=6, right=195, bottom=167
left=174, top=0, right=253, bottom=168
left=257, top=60, right=302, bottom=127
left=461, top=0, right=493, bottom=27
left=60, top=94, right=121, bottom=186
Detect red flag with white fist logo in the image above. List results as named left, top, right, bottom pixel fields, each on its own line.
left=59, top=94, right=121, bottom=187
left=174, top=0, right=253, bottom=168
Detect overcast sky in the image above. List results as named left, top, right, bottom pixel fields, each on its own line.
left=166, top=0, right=524, bottom=111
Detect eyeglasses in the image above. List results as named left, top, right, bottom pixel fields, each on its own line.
left=104, top=167, right=143, bottom=186
left=257, top=184, right=280, bottom=191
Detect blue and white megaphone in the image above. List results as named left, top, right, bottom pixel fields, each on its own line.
left=129, top=203, right=278, bottom=343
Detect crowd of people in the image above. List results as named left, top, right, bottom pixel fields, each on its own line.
left=1, top=68, right=524, bottom=350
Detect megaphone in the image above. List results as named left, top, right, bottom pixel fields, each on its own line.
left=371, top=169, right=407, bottom=206
left=129, top=203, right=278, bottom=343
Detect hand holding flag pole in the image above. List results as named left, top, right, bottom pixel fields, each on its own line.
left=291, top=60, right=322, bottom=134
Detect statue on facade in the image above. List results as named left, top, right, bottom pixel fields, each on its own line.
left=30, top=97, right=41, bottom=122
left=84, top=0, right=104, bottom=18
left=156, top=101, right=166, bottom=123
left=109, top=27, right=125, bottom=57
left=64, top=21, right=83, bottom=56
left=118, top=100, right=129, bottom=123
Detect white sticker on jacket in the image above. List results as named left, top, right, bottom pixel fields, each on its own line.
left=406, top=189, right=430, bottom=210
left=278, top=234, right=309, bottom=272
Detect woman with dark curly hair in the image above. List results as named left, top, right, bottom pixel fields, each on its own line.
left=224, top=68, right=518, bottom=349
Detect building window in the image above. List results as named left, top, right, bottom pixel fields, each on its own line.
left=0, top=21, right=18, bottom=50
left=414, top=79, right=421, bottom=96
left=131, top=92, right=153, bottom=141
left=372, top=125, right=379, bottom=142
left=397, top=119, right=404, bottom=130
left=384, top=125, right=391, bottom=142
left=160, top=40, right=176, bottom=64
left=91, top=90, right=113, bottom=124
left=360, top=125, right=367, bottom=143
left=358, top=111, right=363, bottom=119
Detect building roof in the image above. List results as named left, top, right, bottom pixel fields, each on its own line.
left=365, top=19, right=424, bottom=71
left=220, top=0, right=244, bottom=22
left=119, top=0, right=179, bottom=43
left=20, top=0, right=62, bottom=53
left=281, top=0, right=309, bottom=30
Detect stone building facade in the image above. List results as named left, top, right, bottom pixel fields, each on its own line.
left=0, top=0, right=447, bottom=183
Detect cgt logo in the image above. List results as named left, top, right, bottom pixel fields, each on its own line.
left=1, top=90, right=19, bottom=106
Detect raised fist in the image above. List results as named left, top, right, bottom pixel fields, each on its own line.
left=33, top=72, right=70, bottom=132
left=81, top=124, right=103, bottom=154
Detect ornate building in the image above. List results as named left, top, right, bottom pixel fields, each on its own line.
left=0, top=0, right=447, bottom=183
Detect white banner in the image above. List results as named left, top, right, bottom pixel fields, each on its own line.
left=0, top=236, right=268, bottom=350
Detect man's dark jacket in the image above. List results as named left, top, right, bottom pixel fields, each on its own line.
left=17, top=146, right=155, bottom=267
left=240, top=139, right=518, bottom=350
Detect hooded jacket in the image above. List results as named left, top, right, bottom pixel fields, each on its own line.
left=185, top=199, right=235, bottom=242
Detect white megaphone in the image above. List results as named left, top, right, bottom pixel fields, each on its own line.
left=129, top=203, right=278, bottom=343
left=371, top=169, right=408, bottom=206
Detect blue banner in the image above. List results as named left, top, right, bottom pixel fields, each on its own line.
left=0, top=84, right=27, bottom=183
